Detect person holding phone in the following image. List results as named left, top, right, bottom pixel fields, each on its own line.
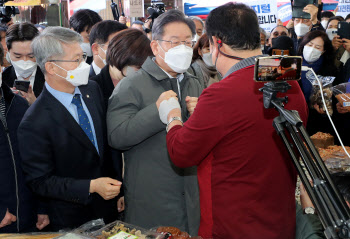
left=3, top=23, right=43, bottom=105
left=0, top=43, right=50, bottom=233
left=290, top=1, right=324, bottom=52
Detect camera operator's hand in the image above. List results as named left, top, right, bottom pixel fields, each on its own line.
left=332, top=35, right=343, bottom=50
left=144, top=18, right=152, bottom=30
left=119, top=16, right=126, bottom=25
left=286, top=19, right=294, bottom=29
left=303, top=4, right=319, bottom=25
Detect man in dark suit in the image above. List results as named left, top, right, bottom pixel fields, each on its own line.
left=88, top=20, right=127, bottom=78
left=17, top=26, right=122, bottom=231
left=3, top=23, right=45, bottom=105
left=69, top=9, right=102, bottom=65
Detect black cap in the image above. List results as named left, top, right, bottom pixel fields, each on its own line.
left=269, top=35, right=295, bottom=56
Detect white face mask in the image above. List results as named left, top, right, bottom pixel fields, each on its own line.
left=326, top=28, right=337, bottom=41
left=202, top=52, right=214, bottom=67
left=193, top=34, right=200, bottom=43
left=158, top=43, right=193, bottom=73
left=10, top=55, right=37, bottom=79
left=98, top=46, right=107, bottom=65
left=80, top=43, right=93, bottom=57
left=6, top=52, right=10, bottom=63
left=294, top=23, right=310, bottom=37
left=303, top=45, right=323, bottom=63
left=53, top=61, right=90, bottom=87
left=321, top=20, right=328, bottom=29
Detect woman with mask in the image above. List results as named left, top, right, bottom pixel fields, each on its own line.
left=298, top=30, right=337, bottom=136
left=90, top=28, right=153, bottom=108
left=3, top=23, right=42, bottom=105
left=188, top=34, right=221, bottom=89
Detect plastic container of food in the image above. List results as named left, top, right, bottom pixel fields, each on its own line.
left=90, top=221, right=166, bottom=239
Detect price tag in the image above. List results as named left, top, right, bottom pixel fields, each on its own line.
left=108, top=231, right=139, bottom=239
left=343, top=102, right=350, bottom=107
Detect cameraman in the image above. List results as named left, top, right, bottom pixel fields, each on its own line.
left=162, top=3, right=308, bottom=238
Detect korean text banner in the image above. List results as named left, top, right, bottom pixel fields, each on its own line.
left=184, top=0, right=278, bottom=32
left=337, top=0, right=350, bottom=18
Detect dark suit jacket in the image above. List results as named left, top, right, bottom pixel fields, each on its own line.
left=90, top=65, right=114, bottom=109
left=2, top=66, right=45, bottom=98
left=89, top=65, right=96, bottom=79
left=18, top=81, right=119, bottom=231
left=90, top=65, right=123, bottom=182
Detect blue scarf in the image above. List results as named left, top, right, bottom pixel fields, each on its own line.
left=301, top=55, right=324, bottom=103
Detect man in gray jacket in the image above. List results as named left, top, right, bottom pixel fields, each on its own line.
left=107, top=10, right=202, bottom=235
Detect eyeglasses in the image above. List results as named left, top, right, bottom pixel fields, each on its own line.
left=157, top=39, right=194, bottom=48
left=48, top=53, right=87, bottom=64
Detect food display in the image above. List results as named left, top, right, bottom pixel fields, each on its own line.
left=316, top=145, right=350, bottom=173
left=311, top=132, right=334, bottom=149
left=90, top=221, right=165, bottom=239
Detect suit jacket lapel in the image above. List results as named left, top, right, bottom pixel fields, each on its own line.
left=79, top=86, right=103, bottom=158
left=42, top=86, right=100, bottom=156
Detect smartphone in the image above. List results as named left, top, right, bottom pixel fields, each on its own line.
left=338, top=22, right=350, bottom=40
left=292, top=0, right=318, bottom=19
left=254, top=56, right=303, bottom=82
left=14, top=80, right=30, bottom=93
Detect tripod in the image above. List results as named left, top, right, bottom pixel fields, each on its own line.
left=260, top=81, right=350, bottom=239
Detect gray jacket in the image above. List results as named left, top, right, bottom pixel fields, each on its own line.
left=107, top=57, right=203, bottom=235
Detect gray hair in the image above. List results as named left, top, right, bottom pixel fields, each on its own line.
left=189, top=16, right=204, bottom=27
left=31, top=26, right=83, bottom=74
left=152, top=10, right=196, bottom=40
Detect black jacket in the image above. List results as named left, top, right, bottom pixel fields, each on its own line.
left=18, top=81, right=119, bottom=231
left=89, top=65, right=97, bottom=79
left=2, top=66, right=45, bottom=98
left=0, top=83, right=38, bottom=233
left=90, top=65, right=114, bottom=109
left=90, top=65, right=123, bottom=182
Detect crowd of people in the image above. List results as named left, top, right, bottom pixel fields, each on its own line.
left=0, top=1, right=350, bottom=239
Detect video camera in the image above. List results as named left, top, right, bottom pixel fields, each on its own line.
left=0, top=0, right=19, bottom=23
left=147, top=0, right=165, bottom=21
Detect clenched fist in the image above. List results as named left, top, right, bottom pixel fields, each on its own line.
left=186, top=96, right=198, bottom=116
left=156, top=90, right=178, bottom=109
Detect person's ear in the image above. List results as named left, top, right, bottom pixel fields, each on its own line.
left=91, top=43, right=99, bottom=56
left=150, top=40, right=159, bottom=57
left=45, top=62, right=56, bottom=76
left=198, top=48, right=203, bottom=58
left=211, top=36, right=219, bottom=59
